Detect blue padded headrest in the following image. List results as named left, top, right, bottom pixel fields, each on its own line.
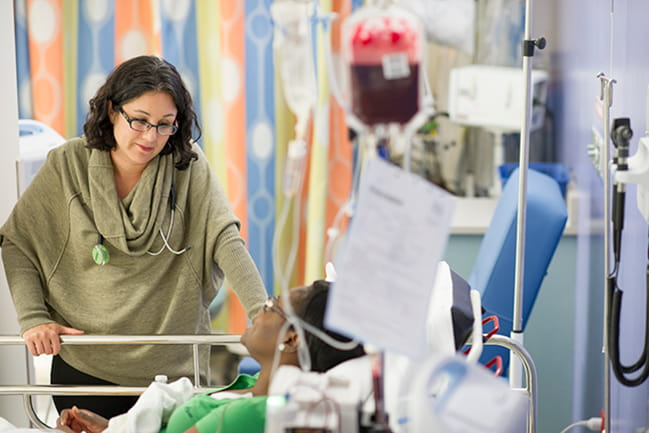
left=468, top=167, right=567, bottom=330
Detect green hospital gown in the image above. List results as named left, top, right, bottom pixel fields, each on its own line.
left=162, top=374, right=267, bottom=433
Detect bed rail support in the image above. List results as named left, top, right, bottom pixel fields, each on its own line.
left=0, top=334, right=242, bottom=429
left=485, top=334, right=538, bottom=433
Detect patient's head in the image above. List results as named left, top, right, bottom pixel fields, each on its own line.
left=241, top=280, right=365, bottom=372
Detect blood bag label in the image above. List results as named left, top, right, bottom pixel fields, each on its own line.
left=382, top=52, right=410, bottom=80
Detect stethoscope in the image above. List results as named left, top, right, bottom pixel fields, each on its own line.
left=92, top=182, right=191, bottom=265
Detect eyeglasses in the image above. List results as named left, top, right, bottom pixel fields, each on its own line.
left=119, top=108, right=178, bottom=136
left=263, top=296, right=288, bottom=320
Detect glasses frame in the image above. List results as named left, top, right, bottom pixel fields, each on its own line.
left=119, top=108, right=178, bottom=136
left=263, top=296, right=288, bottom=320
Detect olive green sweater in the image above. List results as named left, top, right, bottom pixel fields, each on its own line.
left=0, top=137, right=265, bottom=386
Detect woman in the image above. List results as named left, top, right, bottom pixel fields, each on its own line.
left=0, top=55, right=267, bottom=418
left=55, top=280, right=366, bottom=433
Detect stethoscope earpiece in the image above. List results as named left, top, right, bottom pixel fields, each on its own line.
left=92, top=235, right=110, bottom=265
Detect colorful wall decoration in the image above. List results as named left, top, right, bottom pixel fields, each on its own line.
left=14, top=0, right=354, bottom=333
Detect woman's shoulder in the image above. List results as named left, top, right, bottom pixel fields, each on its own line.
left=177, top=142, right=230, bottom=200
left=186, top=142, right=209, bottom=170
left=47, top=136, right=92, bottom=163
left=23, top=136, right=91, bottom=187
left=53, top=135, right=88, bottom=150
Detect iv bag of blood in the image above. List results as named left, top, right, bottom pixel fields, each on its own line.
left=342, top=4, right=424, bottom=128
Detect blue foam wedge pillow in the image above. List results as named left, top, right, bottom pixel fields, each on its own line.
left=238, top=356, right=261, bottom=375
left=468, top=167, right=568, bottom=330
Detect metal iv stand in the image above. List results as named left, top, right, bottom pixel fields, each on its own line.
left=509, top=0, right=546, bottom=389
left=598, top=72, right=616, bottom=433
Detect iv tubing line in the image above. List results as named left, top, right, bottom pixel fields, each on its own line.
left=609, top=0, right=614, bottom=78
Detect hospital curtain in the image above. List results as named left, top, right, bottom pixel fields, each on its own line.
left=13, top=0, right=354, bottom=333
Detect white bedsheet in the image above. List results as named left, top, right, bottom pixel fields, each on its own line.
left=0, top=416, right=64, bottom=432
left=105, top=377, right=193, bottom=433
left=0, top=375, right=193, bottom=433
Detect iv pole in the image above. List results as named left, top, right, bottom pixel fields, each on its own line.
left=597, top=73, right=614, bottom=433
left=510, top=0, right=546, bottom=388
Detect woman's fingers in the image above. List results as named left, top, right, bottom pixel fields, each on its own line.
left=60, top=326, right=85, bottom=335
left=22, top=324, right=58, bottom=356
left=54, top=326, right=85, bottom=354
left=22, top=323, right=84, bottom=356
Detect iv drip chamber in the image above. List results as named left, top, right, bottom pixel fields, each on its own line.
left=271, top=0, right=317, bottom=140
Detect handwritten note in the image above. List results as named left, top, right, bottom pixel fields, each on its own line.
left=325, top=156, right=456, bottom=359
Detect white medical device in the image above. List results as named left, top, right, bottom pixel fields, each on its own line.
left=403, top=354, right=528, bottom=433
left=447, top=65, right=549, bottom=196
left=17, top=119, right=65, bottom=197
left=265, top=358, right=373, bottom=433
left=448, top=65, right=548, bottom=133
left=616, top=135, right=649, bottom=224
left=614, top=86, right=649, bottom=224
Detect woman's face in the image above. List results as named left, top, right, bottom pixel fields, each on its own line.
left=110, top=90, right=177, bottom=172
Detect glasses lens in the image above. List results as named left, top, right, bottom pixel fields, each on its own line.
left=130, top=119, right=150, bottom=132
left=157, top=124, right=178, bottom=136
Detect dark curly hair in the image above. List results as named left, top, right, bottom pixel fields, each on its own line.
left=83, top=55, right=199, bottom=170
left=296, top=280, right=366, bottom=372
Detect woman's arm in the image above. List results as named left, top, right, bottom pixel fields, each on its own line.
left=214, top=224, right=266, bottom=320
left=1, top=239, right=51, bottom=331
left=1, top=240, right=84, bottom=356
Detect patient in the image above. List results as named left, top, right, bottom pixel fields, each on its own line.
left=55, top=280, right=365, bottom=433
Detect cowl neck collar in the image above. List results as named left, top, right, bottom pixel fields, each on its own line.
left=88, top=149, right=174, bottom=255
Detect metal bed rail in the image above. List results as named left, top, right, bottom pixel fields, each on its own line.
left=0, top=334, right=242, bottom=429
left=485, top=335, right=538, bottom=433
left=465, top=288, right=537, bottom=433
left=1, top=334, right=537, bottom=432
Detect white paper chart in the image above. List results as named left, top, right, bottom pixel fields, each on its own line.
left=326, top=156, right=456, bottom=359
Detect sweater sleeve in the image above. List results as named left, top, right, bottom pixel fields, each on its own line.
left=1, top=238, right=54, bottom=334
left=213, top=224, right=266, bottom=321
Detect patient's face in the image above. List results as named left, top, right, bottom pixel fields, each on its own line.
left=241, top=291, right=296, bottom=361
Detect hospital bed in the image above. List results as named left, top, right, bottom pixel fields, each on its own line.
left=0, top=309, right=538, bottom=432
left=0, top=334, right=239, bottom=430
left=0, top=331, right=537, bottom=432
left=0, top=261, right=541, bottom=432
left=380, top=261, right=538, bottom=433
left=0, top=205, right=554, bottom=433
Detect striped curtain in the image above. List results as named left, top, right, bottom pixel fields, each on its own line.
left=14, top=0, right=355, bottom=333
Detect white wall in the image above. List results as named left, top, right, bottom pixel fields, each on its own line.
left=549, top=1, right=649, bottom=431
left=0, top=1, right=29, bottom=427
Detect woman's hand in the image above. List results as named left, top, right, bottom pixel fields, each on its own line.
left=22, top=323, right=84, bottom=356
left=56, top=406, right=109, bottom=433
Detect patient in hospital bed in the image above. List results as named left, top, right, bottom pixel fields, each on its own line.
left=54, top=280, right=366, bottom=433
